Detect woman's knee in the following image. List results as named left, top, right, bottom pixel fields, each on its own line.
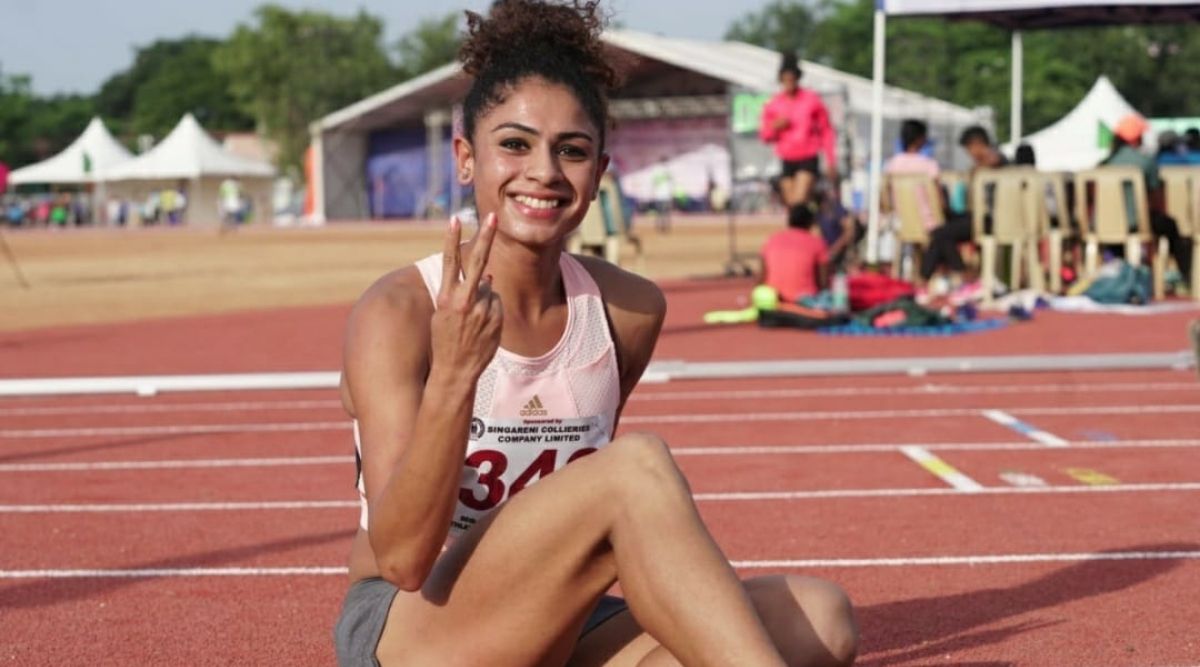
left=748, top=575, right=859, bottom=667
left=603, top=432, right=689, bottom=495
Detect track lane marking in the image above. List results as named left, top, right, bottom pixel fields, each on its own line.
left=671, top=439, right=1200, bottom=455
left=4, top=403, right=1199, bottom=438
left=3, top=380, right=1196, bottom=416
left=899, top=446, right=984, bottom=492
left=981, top=409, right=1069, bottom=447
left=0, top=456, right=353, bottom=472
left=5, top=550, right=1200, bottom=578
left=6, top=482, right=1200, bottom=513
left=4, top=439, right=1200, bottom=472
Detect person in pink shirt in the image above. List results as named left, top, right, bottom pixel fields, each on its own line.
left=759, top=53, right=837, bottom=207
left=762, top=204, right=830, bottom=302
left=884, top=120, right=969, bottom=288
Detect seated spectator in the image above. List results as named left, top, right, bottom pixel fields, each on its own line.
left=1103, top=114, right=1192, bottom=288
left=813, top=183, right=863, bottom=271
left=1156, top=130, right=1192, bottom=166
left=884, top=119, right=972, bottom=292
left=762, top=204, right=830, bottom=302
left=960, top=125, right=1009, bottom=174
left=1014, top=143, right=1036, bottom=166
left=1185, top=128, right=1200, bottom=161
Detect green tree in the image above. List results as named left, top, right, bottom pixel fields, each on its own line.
left=95, top=37, right=254, bottom=141
left=724, top=0, right=819, bottom=58
left=0, top=68, right=94, bottom=168
left=734, top=0, right=1200, bottom=140
left=213, top=5, right=398, bottom=174
left=396, top=12, right=462, bottom=80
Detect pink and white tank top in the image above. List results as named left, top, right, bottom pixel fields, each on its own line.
left=353, top=252, right=622, bottom=536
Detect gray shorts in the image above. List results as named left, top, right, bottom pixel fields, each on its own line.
left=333, top=578, right=629, bottom=666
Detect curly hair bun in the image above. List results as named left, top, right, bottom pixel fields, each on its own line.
left=457, top=0, right=625, bottom=147
left=460, top=0, right=619, bottom=91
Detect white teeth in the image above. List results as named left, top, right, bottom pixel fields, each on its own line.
left=514, top=195, right=560, bottom=209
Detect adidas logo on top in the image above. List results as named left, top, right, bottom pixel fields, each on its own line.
left=520, top=395, right=549, bottom=417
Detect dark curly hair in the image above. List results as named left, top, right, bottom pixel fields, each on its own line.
left=459, top=0, right=622, bottom=150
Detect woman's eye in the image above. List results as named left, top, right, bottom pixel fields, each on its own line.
left=500, top=139, right=528, bottom=151
left=559, top=145, right=587, bottom=158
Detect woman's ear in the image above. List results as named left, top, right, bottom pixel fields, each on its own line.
left=453, top=136, right=474, bottom=184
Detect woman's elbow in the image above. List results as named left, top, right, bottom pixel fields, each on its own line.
left=376, top=552, right=432, bottom=592
left=370, top=532, right=436, bottom=592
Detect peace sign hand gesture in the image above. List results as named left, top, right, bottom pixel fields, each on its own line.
left=430, top=213, right=503, bottom=382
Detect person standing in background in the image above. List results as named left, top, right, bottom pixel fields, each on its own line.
left=652, top=156, right=672, bottom=233
left=759, top=53, right=837, bottom=208
left=220, top=178, right=245, bottom=231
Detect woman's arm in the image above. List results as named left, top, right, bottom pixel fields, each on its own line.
left=759, top=100, right=785, bottom=144
left=345, top=217, right=502, bottom=591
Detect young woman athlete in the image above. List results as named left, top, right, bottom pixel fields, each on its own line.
left=334, top=2, right=859, bottom=665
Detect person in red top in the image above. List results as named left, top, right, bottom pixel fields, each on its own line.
left=759, top=53, right=837, bottom=207
left=762, top=204, right=830, bottom=302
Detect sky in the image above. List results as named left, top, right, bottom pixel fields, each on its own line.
left=0, top=0, right=773, bottom=96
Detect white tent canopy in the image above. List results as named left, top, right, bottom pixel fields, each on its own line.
left=103, top=113, right=275, bottom=181
left=1012, top=76, right=1136, bottom=171
left=864, top=0, right=1200, bottom=263
left=9, top=117, right=132, bottom=185
left=102, top=114, right=275, bottom=227
left=313, top=28, right=984, bottom=222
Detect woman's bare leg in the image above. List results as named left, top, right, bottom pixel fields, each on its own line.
left=374, top=433, right=784, bottom=667
left=571, top=575, right=859, bottom=667
left=787, top=172, right=816, bottom=208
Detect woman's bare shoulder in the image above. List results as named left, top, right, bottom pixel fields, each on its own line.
left=570, top=254, right=666, bottom=323
left=351, top=266, right=435, bottom=327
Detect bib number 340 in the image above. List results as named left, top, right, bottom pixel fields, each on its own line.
left=459, top=448, right=597, bottom=511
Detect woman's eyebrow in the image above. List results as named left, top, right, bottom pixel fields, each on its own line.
left=491, top=122, right=594, bottom=143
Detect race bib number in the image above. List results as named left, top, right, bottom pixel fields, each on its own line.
left=452, top=415, right=610, bottom=533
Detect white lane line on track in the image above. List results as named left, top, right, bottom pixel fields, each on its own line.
left=5, top=439, right=1199, bottom=472
left=730, top=551, right=1200, bottom=568
left=634, top=381, right=1200, bottom=401
left=5, top=403, right=1196, bottom=438
left=6, top=550, right=1200, bottom=578
left=899, top=446, right=984, bottom=492
left=621, top=404, right=1200, bottom=424
left=3, top=380, right=1196, bottom=417
left=0, top=456, right=353, bottom=472
left=0, top=421, right=350, bottom=438
left=691, top=482, right=1200, bottom=500
left=981, top=409, right=1069, bottom=447
left=0, top=501, right=358, bottom=513
left=672, top=439, right=1200, bottom=455
left=0, top=399, right=339, bottom=417
left=6, top=482, right=1200, bottom=513
left=0, top=567, right=350, bottom=578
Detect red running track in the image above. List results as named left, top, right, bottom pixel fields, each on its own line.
left=2, top=296, right=1200, bottom=665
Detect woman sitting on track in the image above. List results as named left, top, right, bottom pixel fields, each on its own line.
left=334, top=2, right=859, bottom=665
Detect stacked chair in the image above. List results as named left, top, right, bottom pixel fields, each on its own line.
left=971, top=167, right=1044, bottom=302
left=1073, top=166, right=1169, bottom=300
left=885, top=172, right=940, bottom=281
left=1159, top=165, right=1200, bottom=300
left=568, top=171, right=644, bottom=272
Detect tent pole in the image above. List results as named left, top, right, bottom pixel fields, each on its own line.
left=866, top=8, right=886, bottom=267
left=1011, top=30, right=1023, bottom=145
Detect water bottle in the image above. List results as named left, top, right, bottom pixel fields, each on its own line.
left=832, top=271, right=849, bottom=314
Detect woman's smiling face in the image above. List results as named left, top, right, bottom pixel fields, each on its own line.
left=455, top=76, right=608, bottom=248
